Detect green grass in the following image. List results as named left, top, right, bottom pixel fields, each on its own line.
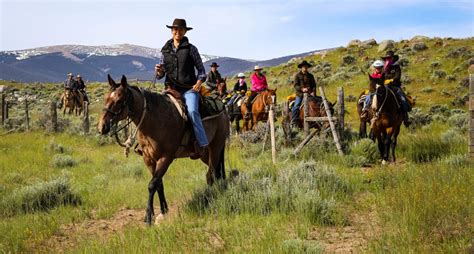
left=0, top=36, right=472, bottom=253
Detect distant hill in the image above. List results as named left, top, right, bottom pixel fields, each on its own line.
left=0, top=44, right=331, bottom=82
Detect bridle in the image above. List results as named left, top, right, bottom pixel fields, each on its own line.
left=103, top=86, right=148, bottom=156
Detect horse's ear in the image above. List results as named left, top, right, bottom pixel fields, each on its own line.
left=108, top=74, right=117, bottom=88
left=120, top=75, right=128, bottom=88
left=274, top=88, right=277, bottom=92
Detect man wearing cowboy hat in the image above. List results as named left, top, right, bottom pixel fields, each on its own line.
left=205, top=62, right=224, bottom=93
left=382, top=50, right=411, bottom=127
left=227, top=72, right=247, bottom=106
left=59, top=73, right=78, bottom=108
left=291, top=60, right=316, bottom=127
left=155, top=18, right=209, bottom=158
left=246, top=65, right=268, bottom=117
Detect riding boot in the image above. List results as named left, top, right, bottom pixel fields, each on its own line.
left=403, top=112, right=411, bottom=127
left=190, top=142, right=208, bottom=160
left=245, top=104, right=252, bottom=118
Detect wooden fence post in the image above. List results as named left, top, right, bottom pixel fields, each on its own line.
left=51, top=101, right=58, bottom=132
left=337, top=87, right=345, bottom=137
left=24, top=98, right=30, bottom=131
left=83, top=101, right=89, bottom=133
left=1, top=93, right=5, bottom=126
left=269, top=106, right=277, bottom=164
left=469, top=74, right=474, bottom=158
left=319, top=87, right=344, bottom=156
left=303, top=93, right=309, bottom=137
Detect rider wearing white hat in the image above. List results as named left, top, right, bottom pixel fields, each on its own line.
left=227, top=73, right=248, bottom=106
left=246, top=65, right=268, bottom=117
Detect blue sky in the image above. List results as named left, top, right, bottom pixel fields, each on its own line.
left=1, top=0, right=473, bottom=60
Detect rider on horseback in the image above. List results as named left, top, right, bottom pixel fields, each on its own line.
left=227, top=73, right=247, bottom=106
left=361, top=60, right=384, bottom=118
left=155, top=18, right=209, bottom=158
left=204, top=62, right=224, bottom=95
left=245, top=65, right=268, bottom=118
left=291, top=60, right=316, bottom=127
left=58, top=73, right=77, bottom=108
left=382, top=50, right=411, bottom=127
left=76, top=74, right=89, bottom=103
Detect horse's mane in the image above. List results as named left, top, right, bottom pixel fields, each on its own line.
left=129, top=85, right=169, bottom=109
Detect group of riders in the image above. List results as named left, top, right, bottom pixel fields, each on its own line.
left=58, top=73, right=89, bottom=110
left=109, top=18, right=412, bottom=157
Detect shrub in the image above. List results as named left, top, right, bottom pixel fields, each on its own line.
left=409, top=108, right=432, bottom=128
left=350, top=138, right=379, bottom=165
left=0, top=177, right=81, bottom=216
left=119, top=163, right=145, bottom=179
left=430, top=61, right=441, bottom=68
left=186, top=161, right=351, bottom=225
left=341, top=55, right=356, bottom=65
left=447, top=112, right=469, bottom=129
left=420, top=86, right=433, bottom=93
left=281, top=239, right=323, bottom=254
left=443, top=154, right=470, bottom=167
left=51, top=154, right=77, bottom=168
left=431, top=70, right=447, bottom=79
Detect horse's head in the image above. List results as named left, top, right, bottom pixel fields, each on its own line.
left=217, top=77, right=227, bottom=97
left=98, top=74, right=131, bottom=134
left=263, top=88, right=277, bottom=106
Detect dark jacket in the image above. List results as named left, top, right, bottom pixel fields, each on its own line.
left=77, top=79, right=85, bottom=90
left=294, top=71, right=316, bottom=96
left=160, top=37, right=198, bottom=92
left=206, top=70, right=223, bottom=89
left=64, top=79, right=77, bottom=90
left=233, top=80, right=247, bottom=94
left=384, top=62, right=402, bottom=87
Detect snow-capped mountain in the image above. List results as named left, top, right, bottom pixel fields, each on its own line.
left=3, top=44, right=219, bottom=62
left=0, top=44, right=325, bottom=82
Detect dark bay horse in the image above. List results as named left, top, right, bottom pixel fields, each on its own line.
left=240, top=89, right=277, bottom=131
left=368, top=74, right=403, bottom=164
left=98, top=75, right=229, bottom=225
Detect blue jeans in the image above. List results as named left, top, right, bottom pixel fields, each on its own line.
left=395, top=88, right=412, bottom=112
left=363, top=93, right=372, bottom=111
left=291, top=95, right=303, bottom=124
left=182, top=89, right=209, bottom=147
left=227, top=94, right=239, bottom=106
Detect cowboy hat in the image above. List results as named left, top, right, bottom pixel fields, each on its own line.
left=297, top=60, right=312, bottom=68
left=254, top=65, right=263, bottom=71
left=67, top=73, right=73, bottom=76
left=237, top=73, right=245, bottom=78
left=76, top=74, right=81, bottom=78
left=381, top=50, right=399, bottom=61
left=210, top=62, right=219, bottom=67
left=166, top=18, right=193, bottom=31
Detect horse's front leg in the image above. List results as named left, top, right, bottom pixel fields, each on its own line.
left=391, top=127, right=401, bottom=163
left=154, top=157, right=173, bottom=222
left=383, top=133, right=391, bottom=163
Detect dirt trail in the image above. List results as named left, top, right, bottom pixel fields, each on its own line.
left=39, top=205, right=179, bottom=253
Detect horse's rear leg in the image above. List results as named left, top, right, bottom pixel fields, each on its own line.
left=359, top=120, right=367, bottom=139
left=390, top=127, right=401, bottom=163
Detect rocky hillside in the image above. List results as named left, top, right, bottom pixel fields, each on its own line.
left=232, top=36, right=473, bottom=115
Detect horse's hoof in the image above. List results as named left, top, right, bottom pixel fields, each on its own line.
left=154, top=213, right=165, bottom=225
left=381, top=160, right=387, bottom=165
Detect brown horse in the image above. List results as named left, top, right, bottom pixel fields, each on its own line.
left=368, top=74, right=403, bottom=164
left=74, top=91, right=84, bottom=116
left=216, top=77, right=228, bottom=98
left=61, top=89, right=76, bottom=115
left=282, top=94, right=334, bottom=140
left=98, top=75, right=229, bottom=225
left=356, top=90, right=371, bottom=138
left=240, top=89, right=277, bottom=131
